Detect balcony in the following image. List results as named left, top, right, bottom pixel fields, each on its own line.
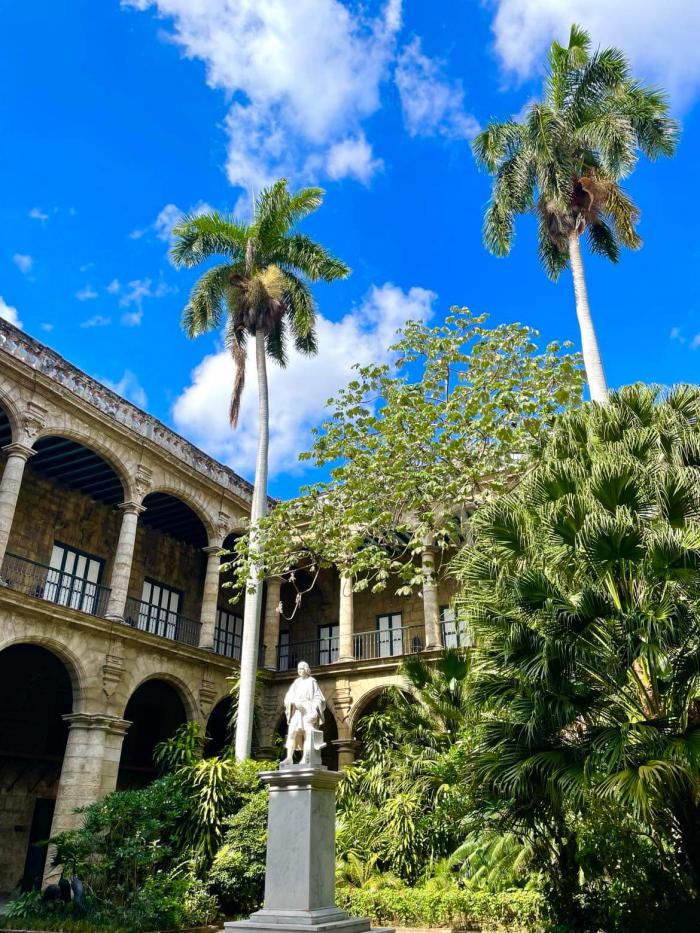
left=123, top=596, right=201, bottom=647
left=0, top=552, right=112, bottom=618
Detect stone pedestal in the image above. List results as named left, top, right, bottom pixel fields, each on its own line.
left=225, top=766, right=391, bottom=933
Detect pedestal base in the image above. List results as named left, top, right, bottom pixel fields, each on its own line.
left=225, top=906, right=392, bottom=933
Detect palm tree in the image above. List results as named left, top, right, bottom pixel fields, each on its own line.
left=454, top=384, right=700, bottom=919
left=171, top=180, right=350, bottom=761
left=473, top=25, right=678, bottom=403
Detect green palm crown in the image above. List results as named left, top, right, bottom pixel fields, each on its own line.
left=473, top=24, right=679, bottom=278
left=170, top=179, right=350, bottom=425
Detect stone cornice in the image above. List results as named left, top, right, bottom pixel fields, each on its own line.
left=0, top=317, right=254, bottom=507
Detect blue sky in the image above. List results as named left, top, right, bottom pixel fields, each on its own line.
left=1, top=1, right=699, bottom=498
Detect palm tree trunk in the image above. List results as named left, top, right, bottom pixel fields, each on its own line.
left=567, top=231, right=609, bottom=404
left=234, top=330, right=269, bottom=761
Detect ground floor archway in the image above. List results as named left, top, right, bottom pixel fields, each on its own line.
left=118, top=679, right=187, bottom=789
left=0, top=644, right=74, bottom=893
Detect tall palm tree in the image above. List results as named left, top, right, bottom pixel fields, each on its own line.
left=171, top=180, right=350, bottom=761
left=473, top=24, right=678, bottom=403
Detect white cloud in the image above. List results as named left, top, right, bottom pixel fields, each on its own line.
left=40, top=322, right=54, bottom=332
left=172, top=281, right=437, bottom=479
left=119, top=277, right=176, bottom=326
left=80, top=314, right=111, bottom=328
left=123, top=0, right=403, bottom=190
left=99, top=370, right=148, bottom=408
left=76, top=285, right=99, bottom=301
left=0, top=296, right=22, bottom=329
left=129, top=200, right=212, bottom=247
left=395, top=39, right=480, bottom=140
left=691, top=333, right=700, bottom=351
left=106, top=278, right=121, bottom=294
left=28, top=207, right=48, bottom=222
left=490, top=0, right=700, bottom=106
left=12, top=253, right=33, bottom=275
left=326, top=134, right=384, bottom=183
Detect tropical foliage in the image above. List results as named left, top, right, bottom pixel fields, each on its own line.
left=227, top=309, right=584, bottom=601
left=473, top=25, right=678, bottom=401
left=455, top=384, right=700, bottom=928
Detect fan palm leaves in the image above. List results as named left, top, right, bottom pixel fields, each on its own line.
left=171, top=181, right=349, bottom=761
left=473, top=25, right=679, bottom=403
left=455, top=384, right=700, bottom=908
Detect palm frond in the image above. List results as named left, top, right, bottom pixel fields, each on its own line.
left=181, top=264, right=233, bottom=338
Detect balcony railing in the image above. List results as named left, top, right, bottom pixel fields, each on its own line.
left=277, top=636, right=339, bottom=671
left=276, top=620, right=474, bottom=672
left=0, top=552, right=112, bottom=618
left=212, top=626, right=267, bottom=666
left=353, top=624, right=425, bottom=661
left=123, top=596, right=201, bottom=647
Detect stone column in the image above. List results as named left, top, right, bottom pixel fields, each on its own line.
left=0, top=443, right=34, bottom=568
left=332, top=738, right=361, bottom=770
left=421, top=541, right=443, bottom=650
left=262, top=577, right=282, bottom=669
left=337, top=574, right=354, bottom=662
left=199, top=545, right=222, bottom=649
left=105, top=501, right=144, bottom=620
left=44, top=712, right=130, bottom=884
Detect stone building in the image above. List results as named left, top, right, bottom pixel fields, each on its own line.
left=0, top=319, right=467, bottom=894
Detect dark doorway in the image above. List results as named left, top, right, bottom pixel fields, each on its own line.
left=118, top=679, right=187, bottom=789
left=204, top=698, right=232, bottom=758
left=0, top=644, right=73, bottom=894
left=21, top=798, right=55, bottom=891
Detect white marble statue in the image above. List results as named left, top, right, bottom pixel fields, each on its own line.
left=282, top=661, right=326, bottom=766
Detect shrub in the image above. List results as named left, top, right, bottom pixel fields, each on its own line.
left=208, top=788, right=268, bottom=917
left=336, top=879, right=543, bottom=931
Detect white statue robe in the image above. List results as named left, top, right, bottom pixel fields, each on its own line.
left=284, top=675, right=326, bottom=751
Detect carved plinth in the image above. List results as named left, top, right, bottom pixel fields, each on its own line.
left=225, top=766, right=392, bottom=933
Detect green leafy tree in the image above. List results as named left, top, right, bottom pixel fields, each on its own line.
left=227, top=309, right=584, bottom=622
left=455, top=384, right=700, bottom=928
left=473, top=25, right=678, bottom=403
left=171, top=180, right=349, bottom=760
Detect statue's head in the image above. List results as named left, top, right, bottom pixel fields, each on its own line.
left=297, top=661, right=311, bottom=678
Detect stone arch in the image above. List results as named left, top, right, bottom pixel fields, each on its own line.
left=0, top=633, right=88, bottom=712
left=119, top=670, right=199, bottom=723
left=347, top=681, right=415, bottom=736
left=0, top=643, right=76, bottom=892
left=0, top=388, right=22, bottom=445
left=141, top=484, right=215, bottom=543
left=118, top=677, right=190, bottom=789
left=30, top=429, right=131, bottom=503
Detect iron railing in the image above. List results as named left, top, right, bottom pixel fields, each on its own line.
left=277, top=635, right=340, bottom=671
left=353, top=624, right=425, bottom=661
left=212, top=625, right=266, bottom=666
left=440, top=618, right=474, bottom=649
left=0, top=552, right=111, bottom=617
left=123, top=596, right=201, bottom=647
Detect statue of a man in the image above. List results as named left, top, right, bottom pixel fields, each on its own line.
left=282, top=661, right=326, bottom=766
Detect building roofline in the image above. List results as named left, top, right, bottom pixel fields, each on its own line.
left=0, top=317, right=254, bottom=502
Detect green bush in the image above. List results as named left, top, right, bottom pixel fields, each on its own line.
left=336, top=880, right=543, bottom=931
left=207, top=789, right=268, bottom=918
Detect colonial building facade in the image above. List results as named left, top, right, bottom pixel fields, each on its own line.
left=0, top=318, right=465, bottom=894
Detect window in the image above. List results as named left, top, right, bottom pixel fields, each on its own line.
left=138, top=579, right=182, bottom=641
left=441, top=605, right=472, bottom=648
left=278, top=630, right=291, bottom=670
left=377, top=612, right=403, bottom=657
left=46, top=543, right=103, bottom=614
left=214, top=609, right=243, bottom=660
left=318, top=624, right=339, bottom=665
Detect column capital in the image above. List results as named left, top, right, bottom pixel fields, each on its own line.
left=203, top=544, right=223, bottom=555
left=62, top=712, right=132, bottom=737
left=117, top=499, right=146, bottom=515
left=332, top=738, right=361, bottom=753
left=2, top=442, right=35, bottom=461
